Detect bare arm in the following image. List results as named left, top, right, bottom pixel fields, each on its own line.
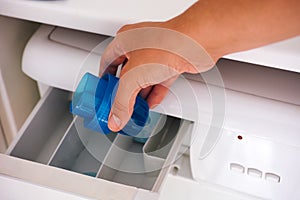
left=100, top=0, right=300, bottom=131
left=167, top=0, right=300, bottom=60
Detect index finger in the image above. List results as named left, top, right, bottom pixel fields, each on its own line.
left=99, top=37, right=126, bottom=76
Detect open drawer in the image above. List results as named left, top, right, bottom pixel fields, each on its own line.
left=0, top=87, right=194, bottom=200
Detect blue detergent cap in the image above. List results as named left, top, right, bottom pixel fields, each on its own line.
left=70, top=73, right=149, bottom=136
left=133, top=111, right=163, bottom=143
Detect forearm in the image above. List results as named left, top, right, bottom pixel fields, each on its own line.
left=101, top=0, right=300, bottom=131
left=166, top=0, right=300, bottom=61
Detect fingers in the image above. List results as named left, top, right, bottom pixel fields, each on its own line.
left=147, top=75, right=178, bottom=108
left=107, top=76, right=140, bottom=132
left=139, top=85, right=153, bottom=99
left=100, top=22, right=162, bottom=76
left=101, top=56, right=127, bottom=76
left=99, top=38, right=125, bottom=76
left=107, top=67, right=142, bottom=132
left=108, top=63, right=179, bottom=132
left=146, top=84, right=169, bottom=109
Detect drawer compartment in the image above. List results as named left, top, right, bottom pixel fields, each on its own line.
left=7, top=88, right=73, bottom=164
left=97, top=135, right=156, bottom=190
left=143, top=116, right=181, bottom=173
left=5, top=87, right=193, bottom=197
left=49, top=118, right=117, bottom=176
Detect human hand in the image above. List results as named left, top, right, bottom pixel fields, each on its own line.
left=98, top=0, right=300, bottom=133
left=99, top=21, right=216, bottom=132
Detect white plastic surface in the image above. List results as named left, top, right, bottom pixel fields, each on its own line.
left=0, top=0, right=195, bottom=36
left=142, top=113, right=170, bottom=173
left=1, top=0, right=299, bottom=73
left=0, top=120, right=6, bottom=153
left=190, top=88, right=300, bottom=199
left=0, top=154, right=139, bottom=200
left=158, top=175, right=264, bottom=200
left=22, top=25, right=106, bottom=91
left=0, top=16, right=40, bottom=145
left=0, top=175, right=92, bottom=200
left=22, top=25, right=300, bottom=98
left=224, top=36, right=300, bottom=73
left=0, top=70, right=18, bottom=143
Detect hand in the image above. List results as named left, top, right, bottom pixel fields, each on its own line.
left=100, top=0, right=300, bottom=132
left=99, top=21, right=216, bottom=132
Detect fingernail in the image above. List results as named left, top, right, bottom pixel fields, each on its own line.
left=109, top=114, right=122, bottom=130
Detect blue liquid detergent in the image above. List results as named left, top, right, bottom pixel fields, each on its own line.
left=82, top=172, right=97, bottom=177
left=133, top=111, right=164, bottom=143
left=70, top=73, right=149, bottom=136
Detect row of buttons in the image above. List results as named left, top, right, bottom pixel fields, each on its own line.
left=230, top=163, right=281, bottom=183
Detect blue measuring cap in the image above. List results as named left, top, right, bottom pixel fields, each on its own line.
left=70, top=73, right=149, bottom=136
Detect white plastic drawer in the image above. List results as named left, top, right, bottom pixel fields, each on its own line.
left=7, top=88, right=73, bottom=164
left=0, top=87, right=193, bottom=200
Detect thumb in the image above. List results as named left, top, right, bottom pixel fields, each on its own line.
left=107, top=74, right=139, bottom=132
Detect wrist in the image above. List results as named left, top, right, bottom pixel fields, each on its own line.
left=163, top=19, right=223, bottom=64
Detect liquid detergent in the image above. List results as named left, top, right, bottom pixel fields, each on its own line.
left=70, top=73, right=149, bottom=136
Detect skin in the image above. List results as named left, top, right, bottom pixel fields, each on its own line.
left=100, top=0, right=300, bottom=132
